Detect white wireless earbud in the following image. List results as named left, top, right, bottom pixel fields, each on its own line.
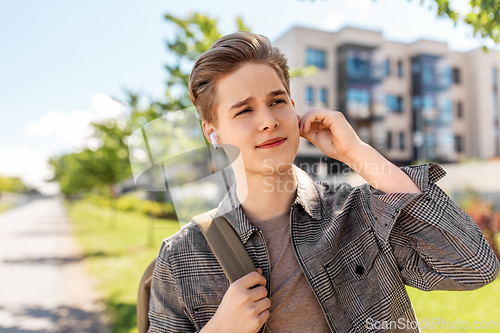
left=210, top=132, right=220, bottom=149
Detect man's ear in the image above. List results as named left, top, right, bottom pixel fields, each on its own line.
left=202, top=121, right=216, bottom=145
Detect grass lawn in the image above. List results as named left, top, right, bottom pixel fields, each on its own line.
left=0, top=202, right=14, bottom=214
left=65, top=200, right=181, bottom=333
left=406, top=277, right=500, bottom=332
left=66, top=200, right=500, bottom=332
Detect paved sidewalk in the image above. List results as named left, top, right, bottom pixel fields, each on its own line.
left=0, top=197, right=110, bottom=333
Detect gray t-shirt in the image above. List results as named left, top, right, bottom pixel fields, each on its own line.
left=248, top=207, right=331, bottom=333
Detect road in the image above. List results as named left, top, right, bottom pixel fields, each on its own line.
left=0, top=198, right=110, bottom=333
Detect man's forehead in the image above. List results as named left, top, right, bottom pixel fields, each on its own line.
left=225, top=88, right=288, bottom=112
left=218, top=65, right=284, bottom=98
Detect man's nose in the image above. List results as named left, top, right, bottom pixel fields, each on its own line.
left=259, top=107, right=279, bottom=130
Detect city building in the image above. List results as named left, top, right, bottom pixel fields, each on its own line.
left=273, top=26, right=500, bottom=175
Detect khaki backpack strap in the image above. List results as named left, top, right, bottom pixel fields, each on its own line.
left=136, top=208, right=257, bottom=333
left=193, top=208, right=256, bottom=283
left=137, top=257, right=157, bottom=333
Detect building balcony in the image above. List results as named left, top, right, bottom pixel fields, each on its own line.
left=421, top=77, right=451, bottom=92
left=347, top=104, right=385, bottom=121
left=346, top=63, right=385, bottom=85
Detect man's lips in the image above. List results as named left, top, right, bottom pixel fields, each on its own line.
left=256, top=137, right=286, bottom=148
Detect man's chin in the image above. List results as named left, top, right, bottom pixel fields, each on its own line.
left=256, top=157, right=295, bottom=175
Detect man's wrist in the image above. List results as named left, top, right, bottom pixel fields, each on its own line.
left=200, top=314, right=223, bottom=333
left=343, top=142, right=371, bottom=170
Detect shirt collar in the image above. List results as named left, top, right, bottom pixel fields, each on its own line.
left=215, top=164, right=324, bottom=244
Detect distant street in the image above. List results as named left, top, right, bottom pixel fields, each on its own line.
left=0, top=198, right=110, bottom=333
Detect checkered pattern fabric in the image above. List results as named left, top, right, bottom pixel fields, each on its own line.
left=148, top=162, right=499, bottom=333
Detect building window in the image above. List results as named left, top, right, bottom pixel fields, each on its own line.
left=385, top=59, right=391, bottom=77
left=320, top=87, right=328, bottom=105
left=412, top=95, right=422, bottom=110
left=397, top=60, right=403, bottom=77
left=423, top=94, right=434, bottom=110
left=347, top=88, right=370, bottom=118
left=422, top=64, right=433, bottom=84
left=456, top=101, right=463, bottom=118
left=399, top=132, right=405, bottom=150
left=386, top=94, right=403, bottom=113
left=439, top=98, right=453, bottom=124
left=306, top=48, right=326, bottom=69
left=386, top=131, right=392, bottom=150
left=454, top=135, right=463, bottom=153
left=412, top=62, right=421, bottom=74
left=452, top=67, right=461, bottom=84
left=346, top=49, right=372, bottom=79
left=347, top=88, right=370, bottom=106
left=306, top=86, right=314, bottom=105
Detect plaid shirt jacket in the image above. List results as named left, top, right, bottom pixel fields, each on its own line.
left=148, top=163, right=500, bottom=333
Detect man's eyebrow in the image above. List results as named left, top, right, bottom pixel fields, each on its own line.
left=228, top=89, right=287, bottom=113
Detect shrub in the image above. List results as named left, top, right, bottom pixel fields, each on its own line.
left=84, top=193, right=177, bottom=219
left=461, top=190, right=500, bottom=261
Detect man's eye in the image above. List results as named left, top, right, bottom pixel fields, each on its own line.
left=236, top=109, right=251, bottom=116
left=236, top=100, right=284, bottom=116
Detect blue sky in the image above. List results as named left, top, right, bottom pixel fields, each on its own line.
left=0, top=0, right=497, bottom=194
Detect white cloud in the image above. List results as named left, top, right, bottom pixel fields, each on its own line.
left=320, top=10, right=345, bottom=31
left=346, top=0, right=372, bottom=20
left=0, top=146, right=59, bottom=195
left=12, top=92, right=128, bottom=195
left=25, top=92, right=127, bottom=151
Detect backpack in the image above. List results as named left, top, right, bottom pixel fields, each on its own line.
left=137, top=207, right=256, bottom=333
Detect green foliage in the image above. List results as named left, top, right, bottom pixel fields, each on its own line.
left=48, top=147, right=123, bottom=196
left=458, top=189, right=500, bottom=261
left=83, top=192, right=176, bottom=219
left=290, top=64, right=320, bottom=79
left=464, top=0, right=500, bottom=52
left=0, top=175, right=27, bottom=193
left=161, top=12, right=224, bottom=111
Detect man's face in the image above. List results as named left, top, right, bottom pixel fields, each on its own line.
left=203, top=62, right=300, bottom=175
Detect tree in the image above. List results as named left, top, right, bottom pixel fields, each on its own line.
left=0, top=176, right=28, bottom=193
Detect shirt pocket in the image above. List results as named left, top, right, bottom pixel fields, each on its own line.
left=323, top=228, right=381, bottom=287
left=193, top=304, right=219, bottom=330
left=323, top=229, right=385, bottom=332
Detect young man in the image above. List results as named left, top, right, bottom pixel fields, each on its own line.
left=147, top=31, right=499, bottom=333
